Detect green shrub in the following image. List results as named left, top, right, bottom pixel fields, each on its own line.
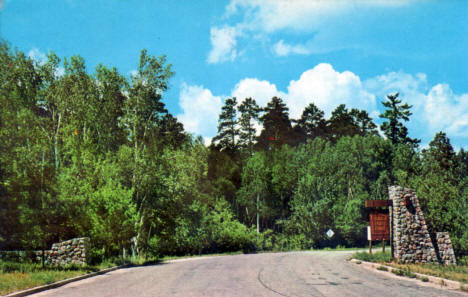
left=392, top=269, right=405, bottom=276
left=392, top=267, right=416, bottom=278
left=87, top=247, right=105, bottom=265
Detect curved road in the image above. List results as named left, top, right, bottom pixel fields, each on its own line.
left=33, top=251, right=465, bottom=297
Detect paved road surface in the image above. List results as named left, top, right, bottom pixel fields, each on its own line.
left=32, top=251, right=466, bottom=297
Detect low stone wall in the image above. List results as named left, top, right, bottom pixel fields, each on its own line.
left=47, top=237, right=90, bottom=265
left=389, top=186, right=438, bottom=264
left=0, top=237, right=90, bottom=266
left=436, top=232, right=456, bottom=265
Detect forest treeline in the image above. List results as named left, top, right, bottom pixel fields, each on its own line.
left=0, top=43, right=467, bottom=262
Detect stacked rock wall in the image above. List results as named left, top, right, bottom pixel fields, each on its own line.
left=436, top=232, right=457, bottom=265
left=389, top=186, right=438, bottom=264
left=0, top=237, right=90, bottom=265
left=388, top=186, right=457, bottom=265
left=47, top=237, right=90, bottom=265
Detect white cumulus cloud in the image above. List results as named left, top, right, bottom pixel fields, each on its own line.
left=232, top=63, right=376, bottom=119
left=285, top=63, right=376, bottom=118
left=176, top=83, right=223, bottom=137
left=232, top=78, right=284, bottom=107
left=364, top=71, right=468, bottom=142
left=207, top=26, right=240, bottom=64
left=179, top=63, right=468, bottom=147
left=425, top=84, right=468, bottom=137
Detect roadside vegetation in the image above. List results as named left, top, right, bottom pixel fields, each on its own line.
left=0, top=256, right=161, bottom=295
left=0, top=260, right=98, bottom=295
left=352, top=252, right=468, bottom=284
left=1, top=39, right=467, bottom=275
left=353, top=251, right=392, bottom=263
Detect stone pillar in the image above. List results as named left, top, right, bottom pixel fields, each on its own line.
left=388, top=186, right=438, bottom=264
left=436, top=232, right=457, bottom=265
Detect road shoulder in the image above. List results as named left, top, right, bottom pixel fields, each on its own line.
left=350, top=258, right=468, bottom=294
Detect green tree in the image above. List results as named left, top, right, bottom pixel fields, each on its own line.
left=327, top=104, right=359, bottom=140
left=237, top=152, right=269, bottom=233
left=93, top=64, right=127, bottom=152
left=212, top=97, right=238, bottom=153
left=294, top=103, right=326, bottom=142
left=119, top=49, right=174, bottom=252
left=238, top=97, right=260, bottom=155
left=380, top=93, right=419, bottom=145
left=349, top=108, right=378, bottom=137
left=409, top=132, right=468, bottom=257
left=423, top=131, right=456, bottom=171
left=257, top=97, right=293, bottom=149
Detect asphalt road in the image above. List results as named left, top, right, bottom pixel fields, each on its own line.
left=32, top=251, right=465, bottom=297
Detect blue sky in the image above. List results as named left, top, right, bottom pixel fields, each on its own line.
left=1, top=0, right=467, bottom=149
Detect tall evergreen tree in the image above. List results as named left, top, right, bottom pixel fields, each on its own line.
left=257, top=96, right=292, bottom=149
left=327, top=104, right=359, bottom=140
left=238, top=97, right=260, bottom=155
left=423, top=131, right=456, bottom=172
left=456, top=149, right=468, bottom=182
left=380, top=93, right=419, bottom=145
left=212, top=97, right=238, bottom=153
left=295, top=103, right=326, bottom=141
left=349, top=108, right=378, bottom=137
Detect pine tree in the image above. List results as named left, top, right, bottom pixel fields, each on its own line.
left=423, top=131, right=456, bottom=172
left=212, top=97, right=238, bottom=152
left=327, top=104, right=359, bottom=140
left=295, top=103, right=326, bottom=141
left=238, top=97, right=261, bottom=155
left=380, top=93, right=419, bottom=145
left=349, top=108, right=378, bottom=137
left=257, top=97, right=292, bottom=149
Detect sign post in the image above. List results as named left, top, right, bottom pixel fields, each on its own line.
left=365, top=200, right=391, bottom=254
left=367, top=226, right=372, bottom=254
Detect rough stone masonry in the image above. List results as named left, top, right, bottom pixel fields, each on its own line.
left=32, top=237, right=90, bottom=265
left=388, top=186, right=456, bottom=265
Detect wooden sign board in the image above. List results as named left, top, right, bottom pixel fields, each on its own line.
left=369, top=211, right=390, bottom=241
left=365, top=200, right=392, bottom=208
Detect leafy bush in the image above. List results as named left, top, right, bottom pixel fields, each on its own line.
left=203, top=199, right=257, bottom=253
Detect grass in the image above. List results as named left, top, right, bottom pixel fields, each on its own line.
left=387, top=262, right=468, bottom=284
left=377, top=265, right=388, bottom=271
left=391, top=267, right=416, bottom=278
left=352, top=251, right=392, bottom=263
left=0, top=261, right=97, bottom=295
left=352, top=251, right=468, bottom=285
left=0, top=270, right=85, bottom=295
left=0, top=258, right=136, bottom=295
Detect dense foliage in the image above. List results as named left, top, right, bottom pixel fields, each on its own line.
left=0, top=42, right=466, bottom=262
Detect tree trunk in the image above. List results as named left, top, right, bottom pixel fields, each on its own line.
left=54, top=113, right=62, bottom=170
left=256, top=193, right=259, bottom=234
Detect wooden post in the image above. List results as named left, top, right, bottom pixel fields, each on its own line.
left=382, top=240, right=385, bottom=252
left=369, top=240, right=372, bottom=254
